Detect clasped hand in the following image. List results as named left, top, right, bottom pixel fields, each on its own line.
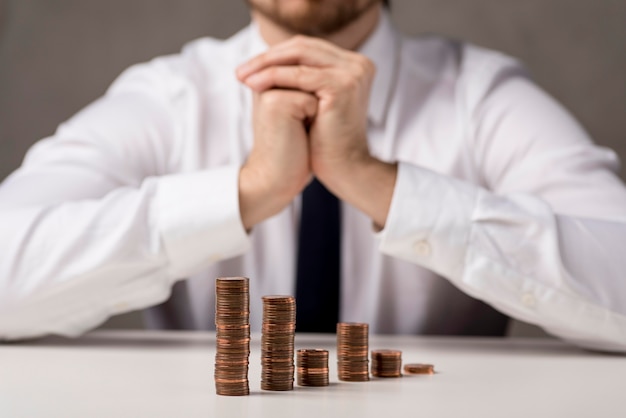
left=237, top=35, right=395, bottom=230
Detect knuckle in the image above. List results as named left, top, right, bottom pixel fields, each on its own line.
left=294, top=65, right=308, bottom=81
left=293, top=91, right=310, bottom=106
left=302, top=93, right=318, bottom=109
left=295, top=93, right=318, bottom=118
left=259, top=90, right=283, bottom=108
left=250, top=54, right=266, bottom=69
left=339, top=74, right=358, bottom=90
left=266, top=66, right=278, bottom=79
left=355, top=55, right=375, bottom=76
left=291, top=35, right=309, bottom=46
left=364, top=57, right=376, bottom=74
left=259, top=90, right=313, bottom=118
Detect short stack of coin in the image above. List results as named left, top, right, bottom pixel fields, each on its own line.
left=337, top=322, right=370, bottom=382
left=371, top=349, right=402, bottom=377
left=261, top=295, right=296, bottom=391
left=297, top=349, right=329, bottom=386
left=214, top=277, right=250, bottom=396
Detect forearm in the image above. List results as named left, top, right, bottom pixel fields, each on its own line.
left=379, top=162, right=626, bottom=352
left=0, top=168, right=250, bottom=340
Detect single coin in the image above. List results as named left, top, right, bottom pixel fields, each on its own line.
left=403, top=363, right=435, bottom=375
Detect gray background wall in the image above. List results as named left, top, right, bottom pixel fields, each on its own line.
left=1, top=0, right=624, bottom=337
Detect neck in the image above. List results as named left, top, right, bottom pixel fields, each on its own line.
left=251, top=5, right=381, bottom=50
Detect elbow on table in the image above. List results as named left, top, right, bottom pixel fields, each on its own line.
left=546, top=325, right=626, bottom=354
left=0, top=283, right=73, bottom=342
left=0, top=288, right=41, bottom=341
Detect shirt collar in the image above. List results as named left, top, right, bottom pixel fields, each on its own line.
left=247, top=20, right=268, bottom=61
left=358, top=10, right=399, bottom=126
left=245, top=11, right=398, bottom=126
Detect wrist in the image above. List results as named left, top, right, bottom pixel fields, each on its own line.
left=313, top=145, right=371, bottom=186
left=239, top=165, right=280, bottom=230
left=238, top=164, right=296, bottom=230
left=316, top=152, right=377, bottom=193
left=318, top=155, right=397, bottom=228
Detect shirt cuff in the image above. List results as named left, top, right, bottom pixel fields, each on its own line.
left=377, top=161, right=478, bottom=281
left=153, top=165, right=250, bottom=279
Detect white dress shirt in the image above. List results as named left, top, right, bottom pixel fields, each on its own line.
left=1, top=12, right=626, bottom=351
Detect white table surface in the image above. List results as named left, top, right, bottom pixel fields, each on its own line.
left=1, top=330, right=624, bottom=418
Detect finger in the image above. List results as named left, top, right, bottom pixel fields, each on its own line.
left=256, top=89, right=318, bottom=120
left=237, top=36, right=348, bottom=80
left=244, top=65, right=333, bottom=94
left=290, top=90, right=319, bottom=120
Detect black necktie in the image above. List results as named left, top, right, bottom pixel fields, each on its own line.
left=295, top=177, right=341, bottom=333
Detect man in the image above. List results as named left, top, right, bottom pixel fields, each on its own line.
left=0, top=0, right=625, bottom=351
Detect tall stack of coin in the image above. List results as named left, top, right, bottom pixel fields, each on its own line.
left=214, top=277, right=250, bottom=396
left=297, top=349, right=329, bottom=387
left=371, top=349, right=402, bottom=377
left=337, top=322, right=370, bottom=382
left=261, top=295, right=296, bottom=391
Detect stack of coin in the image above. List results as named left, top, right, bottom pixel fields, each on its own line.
left=371, top=349, right=402, bottom=377
left=297, top=349, right=329, bottom=387
left=261, top=295, right=296, bottom=391
left=337, top=322, right=370, bottom=382
left=214, top=277, right=250, bottom=396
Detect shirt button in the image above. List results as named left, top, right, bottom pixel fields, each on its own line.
left=114, top=302, right=129, bottom=311
left=521, top=293, right=536, bottom=308
left=413, top=240, right=431, bottom=257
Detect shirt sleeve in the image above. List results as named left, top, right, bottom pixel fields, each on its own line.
left=378, top=53, right=626, bottom=352
left=0, top=60, right=250, bottom=340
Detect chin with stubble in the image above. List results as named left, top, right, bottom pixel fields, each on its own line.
left=245, top=0, right=382, bottom=36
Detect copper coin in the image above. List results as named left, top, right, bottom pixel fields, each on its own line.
left=336, top=323, right=370, bottom=382
left=261, top=295, right=296, bottom=391
left=297, top=349, right=329, bottom=387
left=371, top=349, right=402, bottom=378
left=403, top=363, right=435, bottom=375
left=214, top=277, right=250, bottom=396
